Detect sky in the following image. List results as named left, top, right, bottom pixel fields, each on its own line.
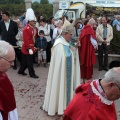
left=32, top=0, right=53, bottom=3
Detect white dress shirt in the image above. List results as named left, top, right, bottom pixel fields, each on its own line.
left=4, top=19, right=10, bottom=31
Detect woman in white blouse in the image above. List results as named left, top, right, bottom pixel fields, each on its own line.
left=52, top=20, right=63, bottom=42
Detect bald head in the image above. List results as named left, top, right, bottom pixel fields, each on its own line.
left=101, top=67, right=120, bottom=101
left=103, top=67, right=120, bottom=86
left=113, top=67, right=120, bottom=74
left=0, top=41, right=15, bottom=73
left=88, top=18, right=96, bottom=27
left=0, top=41, right=14, bottom=57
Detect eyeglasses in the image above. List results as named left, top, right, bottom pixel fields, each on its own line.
left=0, top=56, right=14, bottom=65
left=114, top=83, right=120, bottom=90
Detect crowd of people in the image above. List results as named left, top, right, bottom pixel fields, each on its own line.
left=0, top=8, right=120, bottom=120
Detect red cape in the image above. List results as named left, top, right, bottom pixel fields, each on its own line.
left=79, top=24, right=96, bottom=66
left=64, top=81, right=117, bottom=120
left=0, top=73, right=16, bottom=119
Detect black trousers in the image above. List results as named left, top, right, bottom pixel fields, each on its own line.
left=13, top=48, right=18, bottom=67
left=18, top=53, right=35, bottom=76
left=15, top=48, right=22, bottom=65
left=98, top=44, right=110, bottom=68
left=46, top=41, right=51, bottom=62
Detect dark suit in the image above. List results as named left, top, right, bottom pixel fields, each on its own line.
left=0, top=20, right=18, bottom=69
left=0, top=20, right=18, bottom=46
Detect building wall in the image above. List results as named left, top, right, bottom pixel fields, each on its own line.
left=53, top=0, right=59, bottom=15
left=25, top=0, right=32, bottom=10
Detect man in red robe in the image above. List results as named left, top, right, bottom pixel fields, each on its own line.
left=63, top=67, right=120, bottom=120
left=79, top=18, right=97, bottom=80
left=0, top=41, right=18, bottom=120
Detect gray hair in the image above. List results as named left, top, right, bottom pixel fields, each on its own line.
left=88, top=18, right=96, bottom=26
left=103, top=68, right=120, bottom=86
left=0, top=41, right=13, bottom=57
left=55, top=20, right=63, bottom=26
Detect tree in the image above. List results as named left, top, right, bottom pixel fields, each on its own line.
left=0, top=0, right=24, bottom=4
left=40, top=0, right=49, bottom=4
left=0, top=2, right=53, bottom=19
left=0, top=3, right=25, bottom=16
left=32, top=2, right=53, bottom=19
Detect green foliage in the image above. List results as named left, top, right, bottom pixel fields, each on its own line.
left=40, top=0, right=49, bottom=4
left=0, top=2, right=53, bottom=19
left=109, top=25, right=120, bottom=54
left=0, top=0, right=24, bottom=4
left=32, top=2, right=53, bottom=19
left=0, top=3, right=25, bottom=16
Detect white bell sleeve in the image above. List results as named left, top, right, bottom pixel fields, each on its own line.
left=90, top=35, right=98, bottom=50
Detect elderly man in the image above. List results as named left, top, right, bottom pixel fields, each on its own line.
left=43, top=20, right=80, bottom=116
left=63, top=67, right=120, bottom=120
left=0, top=41, right=18, bottom=120
left=96, top=16, right=113, bottom=71
left=79, top=18, right=97, bottom=80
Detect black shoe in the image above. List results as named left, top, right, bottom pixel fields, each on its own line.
left=103, top=68, right=108, bottom=71
left=22, top=73, right=27, bottom=75
left=13, top=66, right=17, bottom=70
left=30, top=75, right=39, bottom=78
left=33, top=61, right=37, bottom=64
left=36, top=64, right=40, bottom=67
left=44, top=63, right=47, bottom=67
left=18, top=72, right=27, bottom=76
left=99, top=67, right=103, bottom=71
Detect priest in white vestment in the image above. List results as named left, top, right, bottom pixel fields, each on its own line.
left=43, top=20, right=81, bottom=116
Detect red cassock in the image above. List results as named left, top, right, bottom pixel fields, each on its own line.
left=63, top=81, right=117, bottom=120
left=0, top=73, right=16, bottom=120
left=79, top=24, right=96, bottom=79
left=22, top=24, right=38, bottom=54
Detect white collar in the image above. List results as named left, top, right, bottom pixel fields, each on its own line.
left=53, top=36, right=70, bottom=47
left=90, top=80, right=113, bottom=105
left=4, top=19, right=10, bottom=23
